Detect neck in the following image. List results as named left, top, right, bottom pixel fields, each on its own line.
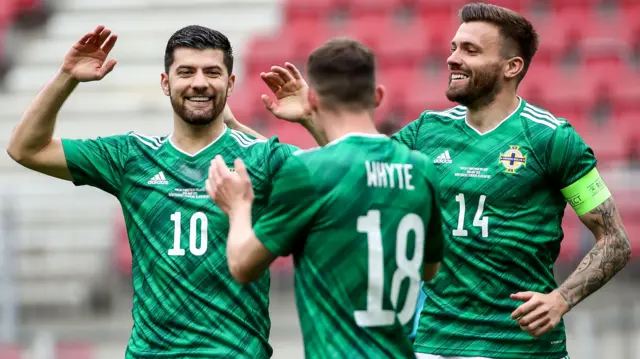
left=318, top=110, right=381, bottom=142
left=170, top=114, right=226, bottom=155
left=465, top=91, right=520, bottom=134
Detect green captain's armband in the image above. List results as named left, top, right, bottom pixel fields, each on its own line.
left=561, top=167, right=611, bottom=216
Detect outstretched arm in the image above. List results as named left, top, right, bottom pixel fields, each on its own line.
left=557, top=197, right=631, bottom=308
left=7, top=25, right=117, bottom=181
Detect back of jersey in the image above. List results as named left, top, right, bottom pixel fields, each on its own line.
left=269, top=134, right=443, bottom=359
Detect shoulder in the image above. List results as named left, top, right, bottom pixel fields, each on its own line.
left=228, top=129, right=268, bottom=148
left=519, top=102, right=570, bottom=135
left=420, top=105, right=467, bottom=123
left=126, top=131, right=169, bottom=151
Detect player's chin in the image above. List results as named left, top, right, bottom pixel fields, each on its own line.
left=183, top=112, right=216, bottom=126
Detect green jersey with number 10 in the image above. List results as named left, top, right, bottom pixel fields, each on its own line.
left=393, top=98, right=598, bottom=359
left=62, top=126, right=296, bottom=359
left=253, top=134, right=445, bottom=359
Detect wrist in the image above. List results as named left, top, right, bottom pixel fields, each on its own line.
left=55, top=68, right=80, bottom=87
left=551, top=289, right=571, bottom=315
left=228, top=201, right=252, bottom=219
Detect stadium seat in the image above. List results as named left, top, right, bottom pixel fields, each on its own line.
left=244, top=35, right=297, bottom=76
left=56, top=342, right=93, bottom=359
left=0, top=344, right=21, bottom=359
left=403, top=72, right=455, bottom=122
left=345, top=0, right=408, bottom=18
left=377, top=21, right=430, bottom=69
left=610, top=73, right=640, bottom=117
left=283, top=19, right=336, bottom=59
left=576, top=122, right=627, bottom=163
left=559, top=207, right=580, bottom=262
left=264, top=120, right=317, bottom=149
left=284, top=0, right=346, bottom=24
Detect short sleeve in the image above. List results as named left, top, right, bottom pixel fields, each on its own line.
left=391, top=118, right=421, bottom=150
left=61, top=134, right=130, bottom=196
left=266, top=137, right=299, bottom=177
left=421, top=162, right=444, bottom=263
left=547, top=122, right=597, bottom=189
left=254, top=155, right=320, bottom=257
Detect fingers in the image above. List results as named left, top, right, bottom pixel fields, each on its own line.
left=96, top=28, right=112, bottom=47
left=272, top=66, right=295, bottom=84
left=234, top=159, right=250, bottom=181
left=510, top=298, right=540, bottom=320
left=101, top=33, right=118, bottom=54
left=99, top=59, right=118, bottom=78
left=510, top=291, right=536, bottom=302
left=285, top=62, right=303, bottom=80
left=261, top=72, right=284, bottom=92
left=529, top=322, right=554, bottom=337
left=261, top=94, right=276, bottom=111
left=517, top=306, right=547, bottom=328
left=214, top=155, right=229, bottom=180
left=78, top=33, right=94, bottom=45
left=205, top=177, right=215, bottom=199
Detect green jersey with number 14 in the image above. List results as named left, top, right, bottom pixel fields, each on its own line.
left=253, top=134, right=445, bottom=359
left=393, top=98, right=596, bottom=359
left=62, top=126, right=297, bottom=359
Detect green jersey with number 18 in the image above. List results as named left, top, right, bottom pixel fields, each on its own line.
left=252, top=133, right=445, bottom=359
left=61, top=126, right=297, bottom=359
left=393, top=98, right=599, bottom=359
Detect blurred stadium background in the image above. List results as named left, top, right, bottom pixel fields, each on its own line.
left=0, top=0, right=638, bottom=358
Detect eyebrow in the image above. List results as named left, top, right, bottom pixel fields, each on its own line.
left=176, top=65, right=224, bottom=71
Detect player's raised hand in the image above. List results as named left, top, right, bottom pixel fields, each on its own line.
left=260, top=62, right=313, bottom=123
left=60, top=25, right=118, bottom=82
left=206, top=155, right=254, bottom=216
left=510, top=290, right=569, bottom=337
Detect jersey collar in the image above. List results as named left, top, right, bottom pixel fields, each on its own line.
left=326, top=132, right=388, bottom=147
left=166, top=124, right=229, bottom=159
left=462, top=97, right=525, bottom=138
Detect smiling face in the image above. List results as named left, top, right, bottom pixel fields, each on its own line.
left=446, top=21, right=506, bottom=108
left=161, top=48, right=235, bottom=126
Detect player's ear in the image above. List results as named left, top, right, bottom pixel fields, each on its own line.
left=308, top=88, right=320, bottom=112
left=226, top=74, right=235, bottom=98
left=504, top=56, right=524, bottom=81
left=160, top=73, right=170, bottom=96
left=374, top=84, right=385, bottom=108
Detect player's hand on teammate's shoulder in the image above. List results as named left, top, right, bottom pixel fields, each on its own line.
left=205, top=155, right=254, bottom=215
left=60, top=25, right=118, bottom=82
left=260, top=62, right=313, bottom=124
left=509, top=290, right=570, bottom=338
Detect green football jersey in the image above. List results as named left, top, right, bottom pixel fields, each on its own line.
left=253, top=133, right=445, bottom=359
left=61, top=126, right=297, bottom=359
left=393, top=98, right=595, bottom=359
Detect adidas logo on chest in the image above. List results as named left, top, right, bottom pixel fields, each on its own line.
left=433, top=150, right=452, bottom=164
left=148, top=171, right=169, bottom=185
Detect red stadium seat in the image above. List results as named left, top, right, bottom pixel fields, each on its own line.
left=559, top=207, right=580, bottom=262
left=265, top=121, right=317, bottom=149
left=284, top=0, right=346, bottom=24
left=377, top=21, right=430, bottom=69
left=575, top=122, right=627, bottom=163
left=403, top=72, right=455, bottom=122
left=244, top=35, right=297, bottom=76
left=378, top=66, right=416, bottom=110
left=610, top=73, right=640, bottom=117
left=56, top=342, right=93, bottom=359
left=283, top=20, right=336, bottom=59
left=345, top=0, right=408, bottom=18
left=0, top=344, right=21, bottom=359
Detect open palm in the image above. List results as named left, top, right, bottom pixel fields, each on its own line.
left=61, top=25, right=118, bottom=82
left=260, top=62, right=312, bottom=123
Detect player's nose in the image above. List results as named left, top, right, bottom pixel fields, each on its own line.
left=447, top=50, right=463, bottom=69
left=190, top=70, right=209, bottom=91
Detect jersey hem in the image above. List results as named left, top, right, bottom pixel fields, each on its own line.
left=413, top=344, right=568, bottom=359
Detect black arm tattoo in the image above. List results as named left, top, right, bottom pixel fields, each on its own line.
left=558, top=197, right=631, bottom=309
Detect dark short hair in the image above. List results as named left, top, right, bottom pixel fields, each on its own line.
left=460, top=2, right=539, bottom=83
left=164, top=25, right=234, bottom=74
left=306, top=38, right=376, bottom=112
